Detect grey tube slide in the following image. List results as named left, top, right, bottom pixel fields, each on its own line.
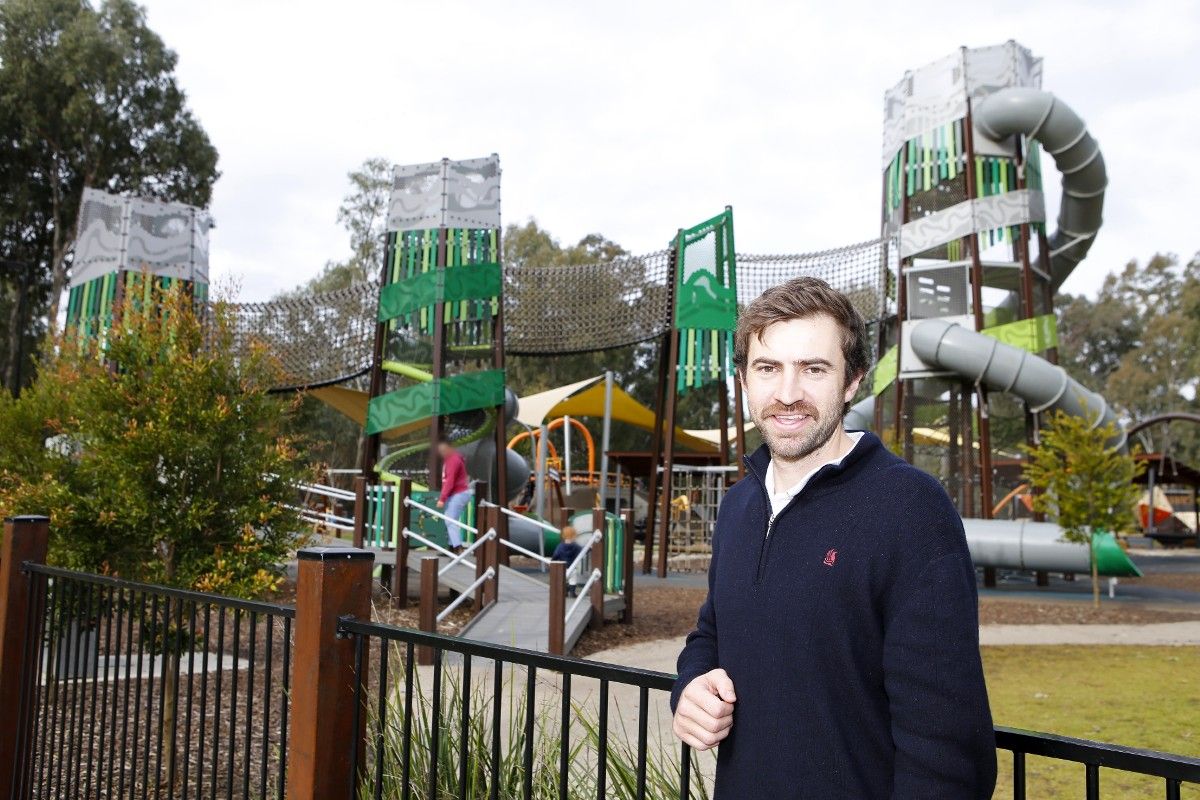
left=909, top=319, right=1125, bottom=449
left=974, top=88, right=1107, bottom=291
left=839, top=88, right=1130, bottom=574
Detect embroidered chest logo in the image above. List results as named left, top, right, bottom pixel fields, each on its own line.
left=823, top=548, right=838, bottom=567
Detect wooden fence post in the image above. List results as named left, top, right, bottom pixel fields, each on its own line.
left=285, top=546, right=374, bottom=800
left=590, top=508, right=605, bottom=630
left=394, top=478, right=412, bottom=607
left=0, top=515, right=50, bottom=797
left=548, top=561, right=565, bottom=656
left=621, top=509, right=635, bottom=624
left=418, top=557, right=438, bottom=666
left=352, top=476, right=367, bottom=549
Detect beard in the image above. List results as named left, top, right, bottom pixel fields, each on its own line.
left=749, top=396, right=844, bottom=464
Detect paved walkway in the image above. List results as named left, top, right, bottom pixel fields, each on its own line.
left=979, top=621, right=1200, bottom=645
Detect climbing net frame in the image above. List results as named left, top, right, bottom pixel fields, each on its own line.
left=226, top=238, right=892, bottom=391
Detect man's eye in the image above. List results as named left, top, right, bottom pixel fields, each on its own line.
left=806, top=366, right=826, bottom=375
left=757, top=365, right=776, bottom=373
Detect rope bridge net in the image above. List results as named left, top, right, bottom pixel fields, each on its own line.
left=228, top=238, right=890, bottom=391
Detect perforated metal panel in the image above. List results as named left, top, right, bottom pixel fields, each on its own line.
left=71, top=188, right=212, bottom=288
left=386, top=155, right=501, bottom=232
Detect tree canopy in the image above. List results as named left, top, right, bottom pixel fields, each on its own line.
left=1021, top=410, right=1143, bottom=605
left=0, top=0, right=219, bottom=395
left=0, top=281, right=305, bottom=597
left=1055, top=252, right=1200, bottom=462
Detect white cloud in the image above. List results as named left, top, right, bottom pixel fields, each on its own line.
left=141, top=0, right=1200, bottom=301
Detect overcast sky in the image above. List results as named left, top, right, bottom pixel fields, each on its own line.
left=141, top=0, right=1200, bottom=302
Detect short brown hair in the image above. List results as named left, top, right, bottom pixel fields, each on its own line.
left=734, top=277, right=872, bottom=388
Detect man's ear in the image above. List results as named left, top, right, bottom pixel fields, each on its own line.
left=843, top=372, right=864, bottom=403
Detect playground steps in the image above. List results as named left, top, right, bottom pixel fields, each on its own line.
left=405, top=551, right=624, bottom=654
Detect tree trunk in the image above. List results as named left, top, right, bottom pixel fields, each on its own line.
left=1090, top=537, right=1100, bottom=608
left=5, top=277, right=24, bottom=395
left=159, top=551, right=181, bottom=790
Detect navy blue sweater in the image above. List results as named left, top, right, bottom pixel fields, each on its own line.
left=671, top=433, right=996, bottom=798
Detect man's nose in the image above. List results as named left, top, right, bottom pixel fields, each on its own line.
left=773, top=369, right=810, bottom=407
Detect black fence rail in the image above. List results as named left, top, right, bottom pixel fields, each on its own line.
left=997, top=726, right=1200, bottom=800
left=337, top=619, right=699, bottom=800
left=10, top=563, right=294, bottom=800
left=1, top=519, right=1199, bottom=800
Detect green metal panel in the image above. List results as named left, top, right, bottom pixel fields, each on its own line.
left=365, top=369, right=505, bottom=435
left=873, top=345, right=899, bottom=396
left=377, top=261, right=501, bottom=322
left=982, top=314, right=1058, bottom=354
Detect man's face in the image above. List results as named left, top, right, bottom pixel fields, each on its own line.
left=740, top=314, right=862, bottom=463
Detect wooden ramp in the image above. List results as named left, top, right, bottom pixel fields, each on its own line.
left=405, top=551, right=622, bottom=654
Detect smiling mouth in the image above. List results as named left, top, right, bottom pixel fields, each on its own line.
left=770, top=413, right=812, bottom=429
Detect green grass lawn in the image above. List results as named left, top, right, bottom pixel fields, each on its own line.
left=984, top=646, right=1200, bottom=799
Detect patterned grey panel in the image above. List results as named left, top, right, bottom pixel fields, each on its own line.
left=882, top=51, right=966, bottom=166
left=386, top=160, right=444, bottom=232
left=882, top=42, right=1042, bottom=166
left=71, top=188, right=210, bottom=286
left=964, top=41, right=1042, bottom=105
left=71, top=188, right=127, bottom=287
left=898, top=190, right=1045, bottom=257
left=387, top=155, right=501, bottom=232
left=126, top=197, right=199, bottom=279
left=444, top=155, right=500, bottom=229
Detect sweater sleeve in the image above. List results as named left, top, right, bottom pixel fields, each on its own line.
left=670, top=528, right=720, bottom=713
left=882, top=524, right=997, bottom=799
left=438, top=456, right=464, bottom=503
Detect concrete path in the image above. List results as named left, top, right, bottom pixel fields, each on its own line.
left=980, top=621, right=1200, bottom=646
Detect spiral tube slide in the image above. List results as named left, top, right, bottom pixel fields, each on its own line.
left=909, top=318, right=1126, bottom=449
left=973, top=87, right=1107, bottom=290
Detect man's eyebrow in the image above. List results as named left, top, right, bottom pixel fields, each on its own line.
left=795, top=358, right=834, bottom=368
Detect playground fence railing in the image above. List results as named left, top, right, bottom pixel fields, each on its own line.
left=4, top=517, right=1200, bottom=799
left=6, top=556, right=294, bottom=800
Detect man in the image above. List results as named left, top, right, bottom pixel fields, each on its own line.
left=435, top=436, right=472, bottom=554
left=671, top=277, right=995, bottom=798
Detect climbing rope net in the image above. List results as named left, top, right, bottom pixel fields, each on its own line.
left=228, top=238, right=890, bottom=391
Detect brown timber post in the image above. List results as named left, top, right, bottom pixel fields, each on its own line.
left=590, top=508, right=605, bottom=630
left=394, top=478, right=413, bottom=607
left=352, top=476, right=367, bottom=549
left=620, top=508, right=635, bottom=623
left=418, top=557, right=438, bottom=665
left=548, top=561, right=566, bottom=656
left=642, top=326, right=672, bottom=574
left=0, top=515, right=50, bottom=797
left=286, top=547, right=374, bottom=800
left=491, top=224, right=511, bottom=567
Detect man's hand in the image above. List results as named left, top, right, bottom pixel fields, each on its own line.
left=436, top=500, right=445, bottom=509
left=672, top=669, right=737, bottom=751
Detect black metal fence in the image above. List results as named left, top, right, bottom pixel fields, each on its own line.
left=1, top=517, right=1199, bottom=800
left=10, top=563, right=294, bottom=800
left=337, top=619, right=696, bottom=800
left=996, top=727, right=1200, bottom=800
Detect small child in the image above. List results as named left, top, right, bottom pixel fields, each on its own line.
left=550, top=525, right=584, bottom=597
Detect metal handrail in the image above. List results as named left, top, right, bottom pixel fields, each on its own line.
left=498, top=537, right=554, bottom=565
left=405, top=495, right=479, bottom=535
left=401, top=527, right=476, bottom=571
left=478, top=499, right=559, bottom=534
left=565, top=532, right=601, bottom=580
left=566, top=568, right=603, bottom=621
left=286, top=504, right=355, bottom=528
left=436, top=567, right=496, bottom=623
left=294, top=481, right=356, bottom=501
left=439, top=529, right=495, bottom=577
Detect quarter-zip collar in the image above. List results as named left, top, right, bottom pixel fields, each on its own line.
left=744, top=431, right=882, bottom=521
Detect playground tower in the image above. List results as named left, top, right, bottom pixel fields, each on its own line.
left=359, top=155, right=512, bottom=508
left=872, top=42, right=1066, bottom=518
left=66, top=188, right=212, bottom=343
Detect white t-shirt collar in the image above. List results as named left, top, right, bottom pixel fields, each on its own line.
left=765, top=431, right=865, bottom=519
